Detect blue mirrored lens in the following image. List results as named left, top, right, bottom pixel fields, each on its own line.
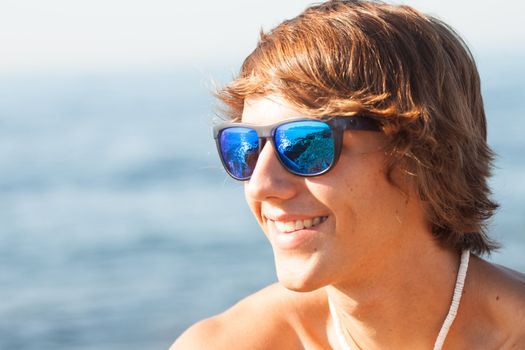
left=274, top=121, right=334, bottom=175
left=219, top=127, right=259, bottom=179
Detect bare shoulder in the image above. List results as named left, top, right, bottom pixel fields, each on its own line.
left=170, top=283, right=326, bottom=350
left=485, top=259, right=525, bottom=310
left=471, top=256, right=525, bottom=346
left=492, top=262, right=525, bottom=347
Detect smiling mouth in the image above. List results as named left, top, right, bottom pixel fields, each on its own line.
left=271, top=216, right=328, bottom=233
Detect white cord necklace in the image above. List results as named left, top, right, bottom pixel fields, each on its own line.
left=328, top=250, right=470, bottom=350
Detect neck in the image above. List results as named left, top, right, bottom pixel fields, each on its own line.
left=326, top=244, right=464, bottom=350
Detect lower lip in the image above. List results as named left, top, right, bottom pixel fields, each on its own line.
left=269, top=221, right=325, bottom=250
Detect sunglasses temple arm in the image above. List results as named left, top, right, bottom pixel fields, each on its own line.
left=340, top=116, right=382, bottom=132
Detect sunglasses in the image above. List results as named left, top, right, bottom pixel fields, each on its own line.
left=213, top=116, right=382, bottom=181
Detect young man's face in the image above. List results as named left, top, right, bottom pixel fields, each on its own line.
left=242, top=94, right=428, bottom=292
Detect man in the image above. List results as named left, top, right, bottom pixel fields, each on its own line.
left=173, top=1, right=525, bottom=348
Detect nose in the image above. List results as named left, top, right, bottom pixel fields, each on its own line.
left=244, top=141, right=299, bottom=202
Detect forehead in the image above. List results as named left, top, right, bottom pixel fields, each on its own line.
left=242, top=94, right=304, bottom=124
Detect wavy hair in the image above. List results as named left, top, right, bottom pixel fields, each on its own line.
left=215, top=0, right=499, bottom=255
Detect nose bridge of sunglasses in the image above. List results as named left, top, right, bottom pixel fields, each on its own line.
left=252, top=124, right=274, bottom=138
left=248, top=124, right=274, bottom=153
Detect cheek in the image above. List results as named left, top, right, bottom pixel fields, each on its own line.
left=309, top=156, right=408, bottom=239
left=327, top=155, right=388, bottom=211
left=347, top=170, right=410, bottom=242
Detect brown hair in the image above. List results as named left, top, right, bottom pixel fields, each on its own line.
left=216, top=0, right=499, bottom=255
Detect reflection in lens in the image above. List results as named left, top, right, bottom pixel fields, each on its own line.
left=219, top=127, right=259, bottom=179
left=275, top=121, right=334, bottom=175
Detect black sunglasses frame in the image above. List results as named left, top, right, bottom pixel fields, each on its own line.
left=212, top=115, right=382, bottom=181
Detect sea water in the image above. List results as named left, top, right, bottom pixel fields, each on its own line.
left=0, top=66, right=523, bottom=349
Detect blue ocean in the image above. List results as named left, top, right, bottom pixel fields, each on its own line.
left=0, top=64, right=523, bottom=350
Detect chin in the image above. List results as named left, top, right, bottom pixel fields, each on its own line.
left=278, top=277, right=323, bottom=293
left=273, top=252, right=331, bottom=292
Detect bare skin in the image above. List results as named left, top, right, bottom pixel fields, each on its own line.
left=172, top=262, right=525, bottom=349
left=171, top=96, right=525, bottom=350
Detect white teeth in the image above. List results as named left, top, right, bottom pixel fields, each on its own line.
left=273, top=216, right=326, bottom=233
left=303, top=219, right=312, bottom=228
left=285, top=222, right=295, bottom=231
left=275, top=221, right=286, bottom=232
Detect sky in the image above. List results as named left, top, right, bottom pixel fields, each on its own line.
left=0, top=0, right=524, bottom=73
